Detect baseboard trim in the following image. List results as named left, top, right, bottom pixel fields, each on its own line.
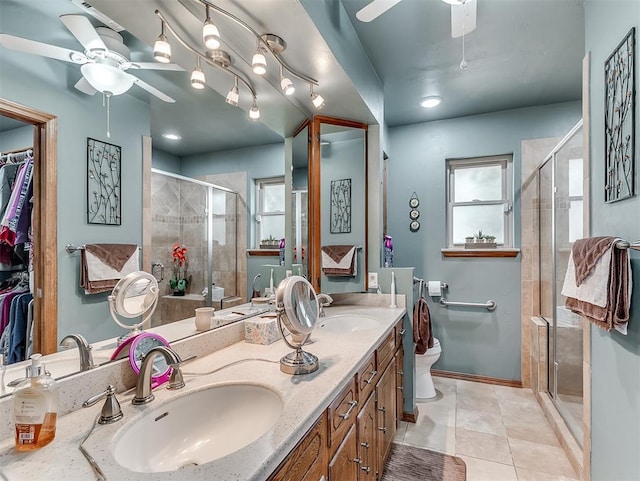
left=402, top=405, right=419, bottom=424
left=432, top=369, right=522, bottom=388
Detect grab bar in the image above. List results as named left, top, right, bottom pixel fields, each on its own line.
left=439, top=298, right=497, bottom=312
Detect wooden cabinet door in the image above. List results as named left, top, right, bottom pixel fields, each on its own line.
left=395, top=346, right=404, bottom=425
left=329, top=424, right=359, bottom=481
left=269, top=413, right=327, bottom=481
left=376, top=357, right=397, bottom=471
left=357, top=392, right=377, bottom=481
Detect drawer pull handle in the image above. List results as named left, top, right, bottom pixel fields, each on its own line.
left=339, top=400, right=358, bottom=420
left=378, top=407, right=386, bottom=413
left=360, top=442, right=370, bottom=449
left=397, top=386, right=404, bottom=391
left=397, top=370, right=404, bottom=376
left=364, top=370, right=378, bottom=384
left=361, top=466, right=371, bottom=474
left=353, top=458, right=362, bottom=464
left=399, top=329, right=406, bottom=335
left=379, top=427, right=387, bottom=433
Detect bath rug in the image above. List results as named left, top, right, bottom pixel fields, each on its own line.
left=381, top=443, right=466, bottom=481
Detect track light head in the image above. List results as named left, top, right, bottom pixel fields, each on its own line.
left=252, top=49, right=267, bottom=75
left=249, top=99, right=260, bottom=120
left=281, top=76, right=295, bottom=96
left=153, top=32, right=171, bottom=63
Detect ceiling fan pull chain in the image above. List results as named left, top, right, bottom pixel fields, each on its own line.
left=460, top=2, right=468, bottom=70
left=104, top=92, right=111, bottom=139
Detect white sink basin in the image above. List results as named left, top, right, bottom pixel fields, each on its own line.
left=113, top=383, right=282, bottom=473
left=316, top=314, right=382, bottom=333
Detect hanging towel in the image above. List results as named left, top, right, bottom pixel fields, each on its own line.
left=80, top=243, right=139, bottom=294
left=413, top=297, right=434, bottom=355
left=561, top=237, right=632, bottom=334
left=321, top=245, right=357, bottom=277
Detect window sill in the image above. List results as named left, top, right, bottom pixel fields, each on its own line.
left=441, top=248, right=520, bottom=258
left=247, top=249, right=279, bottom=257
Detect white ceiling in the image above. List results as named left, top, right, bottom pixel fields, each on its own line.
left=0, top=0, right=585, bottom=156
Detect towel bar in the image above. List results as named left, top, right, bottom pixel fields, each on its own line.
left=615, top=240, right=640, bottom=251
left=65, top=244, right=141, bottom=254
left=439, top=298, right=497, bottom=312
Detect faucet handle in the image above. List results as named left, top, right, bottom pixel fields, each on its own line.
left=83, top=385, right=123, bottom=424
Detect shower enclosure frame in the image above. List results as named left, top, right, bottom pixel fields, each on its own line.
left=536, top=119, right=584, bottom=446
left=151, top=168, right=239, bottom=307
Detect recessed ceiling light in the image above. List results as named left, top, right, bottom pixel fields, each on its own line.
left=420, top=96, right=442, bottom=108
left=162, top=133, right=182, bottom=140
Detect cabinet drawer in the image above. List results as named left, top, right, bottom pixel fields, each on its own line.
left=328, top=377, right=358, bottom=459
left=356, top=352, right=377, bottom=403
left=269, top=412, right=327, bottom=481
left=376, top=331, right=395, bottom=372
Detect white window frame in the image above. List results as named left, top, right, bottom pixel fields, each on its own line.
left=255, top=176, right=285, bottom=247
left=446, top=154, right=514, bottom=248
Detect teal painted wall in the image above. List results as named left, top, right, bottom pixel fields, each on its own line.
left=0, top=125, right=33, bottom=152
left=585, top=2, right=639, bottom=479
left=0, top=24, right=151, bottom=344
left=388, top=101, right=581, bottom=381
left=152, top=148, right=181, bottom=173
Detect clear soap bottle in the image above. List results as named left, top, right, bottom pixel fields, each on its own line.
left=13, top=353, right=58, bottom=451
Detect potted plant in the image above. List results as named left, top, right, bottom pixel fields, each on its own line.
left=169, top=243, right=190, bottom=295
left=474, top=230, right=484, bottom=242
left=484, top=235, right=496, bottom=243
left=260, top=235, right=280, bottom=249
left=465, top=235, right=475, bottom=244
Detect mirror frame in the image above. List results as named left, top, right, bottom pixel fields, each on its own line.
left=0, top=98, right=58, bottom=354
left=308, top=115, right=369, bottom=293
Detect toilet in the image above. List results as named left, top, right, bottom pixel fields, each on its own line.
left=415, top=338, right=442, bottom=399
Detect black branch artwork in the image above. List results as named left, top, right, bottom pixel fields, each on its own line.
left=330, top=178, right=351, bottom=234
left=87, top=138, right=121, bottom=225
left=604, top=27, right=635, bottom=203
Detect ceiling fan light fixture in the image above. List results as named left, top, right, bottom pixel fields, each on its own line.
left=81, top=62, right=133, bottom=95
left=252, top=48, right=267, bottom=75
left=162, top=133, right=182, bottom=140
left=249, top=99, right=260, bottom=120
left=420, top=96, right=442, bottom=108
left=202, top=7, right=221, bottom=50
left=442, top=0, right=469, bottom=5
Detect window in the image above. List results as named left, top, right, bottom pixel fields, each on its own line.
left=255, top=177, right=285, bottom=246
left=447, top=155, right=513, bottom=247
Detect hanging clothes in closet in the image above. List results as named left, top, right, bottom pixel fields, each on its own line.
left=0, top=148, right=35, bottom=364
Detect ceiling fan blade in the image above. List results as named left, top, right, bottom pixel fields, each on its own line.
left=356, top=0, right=402, bottom=22
left=127, top=73, right=175, bottom=103
left=59, top=14, right=107, bottom=52
left=130, top=62, right=185, bottom=71
left=451, top=0, right=477, bottom=38
left=0, top=34, right=87, bottom=63
left=74, top=77, right=97, bottom=95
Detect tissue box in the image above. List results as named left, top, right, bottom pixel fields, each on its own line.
left=244, top=317, right=282, bottom=345
left=211, top=286, right=224, bottom=300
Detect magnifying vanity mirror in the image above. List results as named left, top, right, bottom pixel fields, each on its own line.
left=276, top=275, right=319, bottom=375
left=108, top=271, right=159, bottom=345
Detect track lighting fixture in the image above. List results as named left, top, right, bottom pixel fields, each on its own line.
left=190, top=56, right=206, bottom=89
left=249, top=98, right=260, bottom=120
left=225, top=76, right=239, bottom=106
left=202, top=6, right=221, bottom=50
left=154, top=1, right=321, bottom=121
left=310, top=84, right=325, bottom=109
left=252, top=45, right=267, bottom=75
left=280, top=65, right=295, bottom=96
left=153, top=20, right=171, bottom=63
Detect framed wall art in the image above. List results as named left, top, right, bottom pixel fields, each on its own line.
left=604, top=27, right=635, bottom=203
left=330, top=178, right=351, bottom=234
left=87, top=137, right=121, bottom=225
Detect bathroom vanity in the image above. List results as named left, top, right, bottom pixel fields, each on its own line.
left=0, top=302, right=407, bottom=481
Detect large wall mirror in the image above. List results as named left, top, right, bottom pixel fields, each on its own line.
left=293, top=116, right=368, bottom=293
left=0, top=0, right=290, bottom=396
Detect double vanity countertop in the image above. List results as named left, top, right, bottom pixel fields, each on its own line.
left=0, top=304, right=406, bottom=481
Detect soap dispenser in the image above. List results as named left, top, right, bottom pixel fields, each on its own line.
left=13, top=354, right=58, bottom=451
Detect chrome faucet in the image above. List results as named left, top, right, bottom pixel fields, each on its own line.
left=83, top=384, right=123, bottom=424
left=60, top=334, right=95, bottom=371
left=250, top=273, right=261, bottom=301
left=132, top=346, right=185, bottom=405
left=316, top=293, right=334, bottom=317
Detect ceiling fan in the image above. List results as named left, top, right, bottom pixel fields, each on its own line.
left=0, top=14, right=181, bottom=103
left=355, top=0, right=477, bottom=38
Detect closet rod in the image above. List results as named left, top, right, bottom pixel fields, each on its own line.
left=0, top=148, right=33, bottom=162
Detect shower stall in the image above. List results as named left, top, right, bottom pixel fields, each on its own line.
left=536, top=120, right=584, bottom=444
left=150, top=169, right=239, bottom=325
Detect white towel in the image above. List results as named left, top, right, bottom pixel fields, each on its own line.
left=561, top=247, right=612, bottom=308
left=85, top=249, right=139, bottom=282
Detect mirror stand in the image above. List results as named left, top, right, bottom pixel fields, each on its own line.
left=276, top=315, right=318, bottom=375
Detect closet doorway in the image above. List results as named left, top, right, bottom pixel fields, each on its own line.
left=0, top=98, right=58, bottom=355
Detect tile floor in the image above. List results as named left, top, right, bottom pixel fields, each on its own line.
left=394, top=376, right=578, bottom=481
